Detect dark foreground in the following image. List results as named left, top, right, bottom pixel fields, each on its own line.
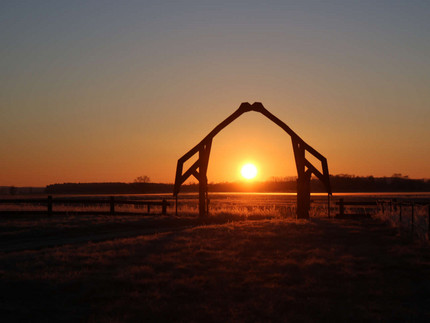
left=1, top=216, right=429, bottom=322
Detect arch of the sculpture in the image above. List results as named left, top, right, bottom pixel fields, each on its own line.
left=173, top=102, right=332, bottom=218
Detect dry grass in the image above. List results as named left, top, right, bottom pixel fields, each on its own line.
left=1, top=216, right=430, bottom=322
left=0, top=193, right=325, bottom=219
left=374, top=204, right=430, bottom=241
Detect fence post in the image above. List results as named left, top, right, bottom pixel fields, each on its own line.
left=411, top=202, right=414, bottom=237
left=47, top=195, right=52, bottom=216
left=339, top=198, right=344, bottom=217
left=428, top=204, right=430, bottom=240
left=162, top=199, right=167, bottom=215
left=399, top=203, right=402, bottom=223
left=110, top=196, right=115, bottom=215
left=327, top=194, right=330, bottom=218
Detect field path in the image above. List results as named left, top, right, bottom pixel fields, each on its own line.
left=0, top=224, right=194, bottom=253
left=0, top=215, right=206, bottom=253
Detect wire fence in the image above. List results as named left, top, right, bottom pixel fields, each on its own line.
left=375, top=201, right=430, bottom=241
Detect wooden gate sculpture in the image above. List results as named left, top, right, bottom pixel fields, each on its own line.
left=174, top=102, right=332, bottom=219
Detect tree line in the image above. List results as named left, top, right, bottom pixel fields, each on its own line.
left=41, top=175, right=430, bottom=195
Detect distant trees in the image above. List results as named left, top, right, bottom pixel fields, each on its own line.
left=392, top=173, right=409, bottom=179
left=269, top=176, right=296, bottom=182
left=9, top=186, right=16, bottom=195
left=134, top=175, right=151, bottom=183
left=46, top=182, right=172, bottom=194
left=43, top=175, right=430, bottom=194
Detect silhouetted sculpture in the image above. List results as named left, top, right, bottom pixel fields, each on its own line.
left=174, top=102, right=332, bottom=219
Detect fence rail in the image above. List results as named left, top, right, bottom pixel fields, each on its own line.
left=335, top=199, right=379, bottom=219
left=0, top=196, right=170, bottom=216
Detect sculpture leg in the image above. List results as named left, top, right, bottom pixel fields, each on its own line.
left=198, top=140, right=212, bottom=218
left=199, top=180, right=206, bottom=218
left=297, top=171, right=311, bottom=219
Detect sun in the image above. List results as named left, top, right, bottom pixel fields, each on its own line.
left=241, top=163, right=258, bottom=180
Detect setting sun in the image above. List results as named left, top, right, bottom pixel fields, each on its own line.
left=241, top=163, right=258, bottom=180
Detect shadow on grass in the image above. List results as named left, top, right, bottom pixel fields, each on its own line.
left=1, top=217, right=430, bottom=322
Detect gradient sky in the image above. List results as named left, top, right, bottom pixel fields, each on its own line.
left=1, top=0, right=429, bottom=186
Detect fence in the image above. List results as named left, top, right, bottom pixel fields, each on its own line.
left=0, top=196, right=170, bottom=216
left=335, top=199, right=377, bottom=218
left=335, top=198, right=430, bottom=240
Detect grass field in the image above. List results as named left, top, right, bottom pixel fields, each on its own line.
left=1, top=213, right=430, bottom=322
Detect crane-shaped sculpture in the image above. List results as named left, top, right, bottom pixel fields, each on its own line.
left=174, top=102, right=332, bottom=219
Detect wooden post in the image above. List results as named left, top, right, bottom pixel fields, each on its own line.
left=198, top=173, right=206, bottom=218
left=427, top=204, right=430, bottom=240
left=110, top=196, right=115, bottom=215
left=399, top=203, right=402, bottom=223
left=175, top=195, right=178, bottom=216
left=339, top=198, right=344, bottom=217
left=293, top=139, right=309, bottom=219
left=411, top=202, right=414, bottom=237
left=198, top=139, right=212, bottom=218
left=206, top=192, right=210, bottom=217
left=327, top=194, right=330, bottom=218
left=296, top=174, right=311, bottom=219
left=47, top=195, right=52, bottom=216
left=162, top=199, right=167, bottom=215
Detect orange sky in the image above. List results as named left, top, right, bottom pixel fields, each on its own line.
left=1, top=1, right=429, bottom=186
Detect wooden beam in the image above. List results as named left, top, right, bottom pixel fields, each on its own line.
left=180, top=159, right=200, bottom=186
left=292, top=138, right=305, bottom=176
left=198, top=139, right=212, bottom=217
left=192, top=169, right=199, bottom=181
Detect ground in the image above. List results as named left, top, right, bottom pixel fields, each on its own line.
left=1, top=216, right=429, bottom=322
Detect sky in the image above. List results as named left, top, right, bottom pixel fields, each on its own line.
left=1, top=0, right=429, bottom=186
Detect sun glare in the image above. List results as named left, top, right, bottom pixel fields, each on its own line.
left=241, top=163, right=258, bottom=180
